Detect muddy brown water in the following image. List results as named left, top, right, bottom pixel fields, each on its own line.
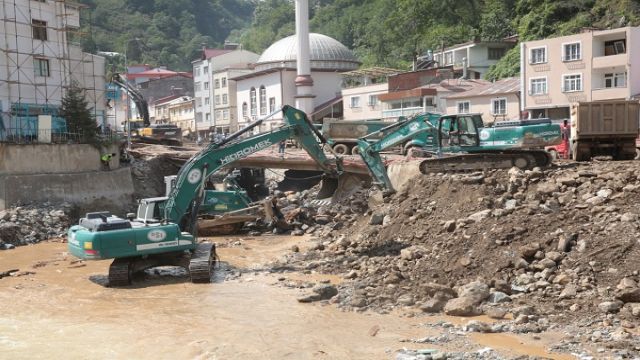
left=0, top=236, right=574, bottom=359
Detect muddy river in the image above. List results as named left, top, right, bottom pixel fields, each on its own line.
left=0, top=236, right=575, bottom=359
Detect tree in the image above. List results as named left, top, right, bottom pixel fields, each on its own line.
left=60, top=83, right=99, bottom=146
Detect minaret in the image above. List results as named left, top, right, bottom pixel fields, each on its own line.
left=294, top=0, right=315, bottom=116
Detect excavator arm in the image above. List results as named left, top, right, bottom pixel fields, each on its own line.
left=357, top=113, right=439, bottom=193
left=162, top=105, right=342, bottom=229
left=111, top=73, right=150, bottom=127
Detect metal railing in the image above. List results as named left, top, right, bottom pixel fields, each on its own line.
left=0, top=128, right=120, bottom=145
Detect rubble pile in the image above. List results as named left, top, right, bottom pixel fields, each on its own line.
left=266, top=183, right=369, bottom=236
left=0, top=204, right=73, bottom=249
left=279, top=161, right=640, bottom=355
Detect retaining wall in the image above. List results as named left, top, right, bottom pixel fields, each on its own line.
left=0, top=144, right=120, bottom=174
left=0, top=167, right=135, bottom=214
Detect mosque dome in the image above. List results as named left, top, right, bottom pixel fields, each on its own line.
left=256, top=33, right=360, bottom=72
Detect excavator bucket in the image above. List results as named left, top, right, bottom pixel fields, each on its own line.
left=318, top=173, right=366, bottom=201
left=317, top=176, right=338, bottom=199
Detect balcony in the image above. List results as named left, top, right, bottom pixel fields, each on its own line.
left=382, top=106, right=436, bottom=119
left=593, top=53, right=627, bottom=69
left=592, top=87, right=628, bottom=101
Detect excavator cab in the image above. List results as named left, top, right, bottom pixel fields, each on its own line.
left=438, top=115, right=481, bottom=150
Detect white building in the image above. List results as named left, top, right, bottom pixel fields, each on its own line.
left=0, top=0, right=106, bottom=134
left=233, top=33, right=360, bottom=132
left=192, top=46, right=259, bottom=137
left=212, top=66, right=253, bottom=134
left=430, top=39, right=516, bottom=79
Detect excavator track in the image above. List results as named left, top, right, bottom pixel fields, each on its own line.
left=419, top=150, right=552, bottom=174
left=189, top=243, right=216, bottom=283
left=108, top=258, right=132, bottom=287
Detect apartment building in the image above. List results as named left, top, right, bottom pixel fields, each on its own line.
left=192, top=46, right=259, bottom=138
left=167, top=96, right=195, bottom=135
left=212, top=66, right=252, bottom=134
left=0, top=0, right=106, bottom=135
left=446, top=77, right=520, bottom=124
left=430, top=39, right=516, bottom=79
left=521, top=26, right=640, bottom=119
left=341, top=67, right=398, bottom=121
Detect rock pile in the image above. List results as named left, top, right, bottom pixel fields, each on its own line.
left=278, top=161, right=640, bottom=356
left=0, top=204, right=73, bottom=249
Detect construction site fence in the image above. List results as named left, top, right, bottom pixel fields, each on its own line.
left=0, top=128, right=121, bottom=145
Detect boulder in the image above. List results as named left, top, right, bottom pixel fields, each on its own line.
left=616, top=288, right=640, bottom=303
left=420, top=298, right=448, bottom=313
left=444, top=297, right=481, bottom=316
left=467, top=209, right=491, bottom=223
left=457, top=281, right=490, bottom=304
left=487, top=291, right=511, bottom=304
left=598, top=300, right=624, bottom=313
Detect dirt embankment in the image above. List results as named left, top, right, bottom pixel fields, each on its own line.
left=280, top=161, right=640, bottom=358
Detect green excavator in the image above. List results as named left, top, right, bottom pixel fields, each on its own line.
left=68, top=106, right=342, bottom=286
left=357, top=113, right=562, bottom=193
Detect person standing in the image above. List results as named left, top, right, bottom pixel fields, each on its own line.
left=278, top=140, right=286, bottom=155
left=561, top=120, right=570, bottom=159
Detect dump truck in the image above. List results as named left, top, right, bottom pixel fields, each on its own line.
left=570, top=101, right=640, bottom=161
left=321, top=118, right=398, bottom=155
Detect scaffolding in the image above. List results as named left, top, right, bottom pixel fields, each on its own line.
left=0, top=0, right=106, bottom=141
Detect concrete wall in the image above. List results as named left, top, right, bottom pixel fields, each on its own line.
left=0, top=144, right=119, bottom=175
left=0, top=167, right=135, bottom=214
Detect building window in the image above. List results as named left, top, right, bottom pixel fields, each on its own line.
left=529, top=77, right=547, bottom=95
left=350, top=96, right=361, bottom=108
left=492, top=98, right=507, bottom=115
left=194, top=67, right=200, bottom=77
left=204, top=82, right=209, bottom=90
left=604, top=72, right=627, bottom=88
left=530, top=47, right=547, bottom=64
left=368, top=95, right=378, bottom=106
left=563, top=42, right=581, bottom=62
left=221, top=77, right=227, bottom=87
left=259, top=86, right=267, bottom=115
left=215, top=95, right=220, bottom=105
left=206, top=113, right=211, bottom=122
left=222, top=94, right=228, bottom=104
left=444, top=52, right=453, bottom=65
left=214, top=79, right=220, bottom=88
left=32, top=20, right=47, bottom=41
left=223, top=109, right=229, bottom=120
left=562, top=74, right=582, bottom=92
left=242, top=102, right=248, bottom=118
left=604, top=40, right=626, bottom=55
left=195, top=82, right=201, bottom=92
left=488, top=48, right=505, bottom=60
left=250, top=88, right=257, bottom=116
left=34, top=58, right=50, bottom=76
left=196, top=98, right=202, bottom=107
left=425, top=97, right=435, bottom=107
left=203, top=66, right=208, bottom=74
left=269, top=97, right=276, bottom=113
left=457, top=101, right=470, bottom=114
left=205, top=98, right=210, bottom=105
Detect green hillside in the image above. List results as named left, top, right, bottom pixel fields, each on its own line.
left=80, top=0, right=640, bottom=76
left=79, top=0, right=255, bottom=71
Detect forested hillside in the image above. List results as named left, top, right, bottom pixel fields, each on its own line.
left=81, top=0, right=640, bottom=76
left=79, top=0, right=255, bottom=71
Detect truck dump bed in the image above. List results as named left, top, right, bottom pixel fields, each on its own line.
left=573, top=101, right=639, bottom=139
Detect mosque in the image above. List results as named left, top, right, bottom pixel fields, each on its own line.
left=232, top=33, right=360, bottom=132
